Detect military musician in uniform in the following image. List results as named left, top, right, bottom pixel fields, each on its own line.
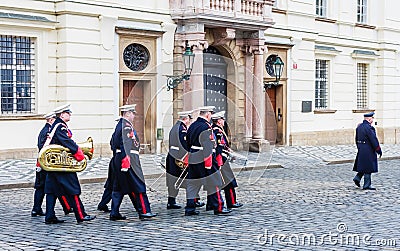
left=353, top=112, right=382, bottom=190
left=211, top=111, right=243, bottom=209
left=32, top=112, right=73, bottom=217
left=109, top=104, right=157, bottom=220
left=165, top=110, right=192, bottom=209
left=184, top=106, right=231, bottom=216
left=44, top=104, right=96, bottom=224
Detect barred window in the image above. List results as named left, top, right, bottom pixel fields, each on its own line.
left=0, top=35, right=35, bottom=114
left=315, top=59, right=329, bottom=109
left=316, top=0, right=327, bottom=17
left=357, top=63, right=368, bottom=109
left=357, top=0, right=367, bottom=23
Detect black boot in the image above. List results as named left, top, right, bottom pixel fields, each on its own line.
left=167, top=197, right=182, bottom=209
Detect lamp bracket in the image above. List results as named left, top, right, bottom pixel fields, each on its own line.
left=263, top=81, right=281, bottom=91
left=166, top=74, right=190, bottom=91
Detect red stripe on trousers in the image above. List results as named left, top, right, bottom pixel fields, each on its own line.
left=216, top=187, right=222, bottom=212
left=139, top=193, right=147, bottom=214
left=131, top=192, right=136, bottom=199
left=61, top=196, right=71, bottom=211
left=229, top=188, right=235, bottom=205
left=74, top=195, right=84, bottom=220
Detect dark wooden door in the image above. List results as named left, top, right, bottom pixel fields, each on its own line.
left=123, top=80, right=144, bottom=143
left=266, top=86, right=277, bottom=143
left=203, top=46, right=227, bottom=114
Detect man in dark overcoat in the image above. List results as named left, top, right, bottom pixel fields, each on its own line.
left=165, top=110, right=192, bottom=209
left=211, top=111, right=243, bottom=209
left=32, top=112, right=73, bottom=217
left=353, top=112, right=382, bottom=190
left=109, top=104, right=157, bottom=220
left=44, top=104, right=96, bottom=224
left=184, top=106, right=231, bottom=216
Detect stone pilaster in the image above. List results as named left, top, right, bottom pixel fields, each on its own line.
left=175, top=23, right=208, bottom=111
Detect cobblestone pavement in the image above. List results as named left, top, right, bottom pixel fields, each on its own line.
left=0, top=144, right=399, bottom=250
left=1, top=144, right=400, bottom=188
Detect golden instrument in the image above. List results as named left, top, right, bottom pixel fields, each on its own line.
left=175, top=159, right=188, bottom=170
left=174, top=152, right=189, bottom=171
left=174, top=153, right=189, bottom=189
left=38, top=137, right=94, bottom=172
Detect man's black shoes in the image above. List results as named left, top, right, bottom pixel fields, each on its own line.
left=97, top=205, right=110, bottom=213
left=185, top=210, right=200, bottom=216
left=139, top=212, right=157, bottom=219
left=195, top=201, right=205, bottom=207
left=353, top=179, right=361, bottom=187
left=363, top=187, right=376, bottom=190
left=64, top=208, right=74, bottom=215
left=77, top=215, right=96, bottom=223
left=167, top=203, right=182, bottom=209
left=110, top=214, right=127, bottom=221
left=45, top=218, right=65, bottom=224
left=228, top=202, right=243, bottom=209
left=214, top=208, right=232, bottom=215
left=31, top=210, right=45, bottom=217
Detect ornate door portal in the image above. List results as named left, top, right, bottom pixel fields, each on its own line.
left=203, top=46, right=227, bottom=114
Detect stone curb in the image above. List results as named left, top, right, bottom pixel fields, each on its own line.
left=324, top=156, right=400, bottom=165
left=0, top=163, right=283, bottom=190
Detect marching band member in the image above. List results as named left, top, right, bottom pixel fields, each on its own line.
left=211, top=111, right=243, bottom=209
left=44, top=104, right=96, bottom=224
left=184, top=106, right=231, bottom=216
left=32, top=112, right=73, bottom=217
left=166, top=110, right=192, bottom=209
left=109, top=104, right=157, bottom=220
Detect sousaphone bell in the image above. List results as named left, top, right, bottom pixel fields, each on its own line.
left=38, top=137, right=94, bottom=172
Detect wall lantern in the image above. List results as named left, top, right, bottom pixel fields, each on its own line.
left=264, top=54, right=284, bottom=90
left=166, top=41, right=195, bottom=91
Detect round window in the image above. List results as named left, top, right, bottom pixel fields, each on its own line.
left=123, top=43, right=150, bottom=71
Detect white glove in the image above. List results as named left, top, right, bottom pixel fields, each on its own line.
left=36, top=167, right=42, bottom=172
left=121, top=168, right=129, bottom=172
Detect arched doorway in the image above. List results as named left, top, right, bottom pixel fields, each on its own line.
left=203, top=46, right=228, bottom=114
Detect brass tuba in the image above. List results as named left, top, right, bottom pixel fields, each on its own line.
left=38, top=137, right=94, bottom=172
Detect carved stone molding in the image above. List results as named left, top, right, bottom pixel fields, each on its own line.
left=212, top=28, right=236, bottom=46
left=175, top=33, right=209, bottom=51
left=237, top=38, right=265, bottom=54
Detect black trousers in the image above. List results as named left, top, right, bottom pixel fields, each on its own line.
left=45, top=193, right=86, bottom=222
left=110, top=191, right=151, bottom=217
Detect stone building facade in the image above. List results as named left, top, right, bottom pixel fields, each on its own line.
left=0, top=0, right=399, bottom=159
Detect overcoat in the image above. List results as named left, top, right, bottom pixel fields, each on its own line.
left=110, top=118, right=146, bottom=194
left=45, top=117, right=81, bottom=195
left=353, top=120, right=381, bottom=174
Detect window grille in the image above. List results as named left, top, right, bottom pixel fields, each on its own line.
left=357, top=63, right=368, bottom=109
left=0, top=35, right=35, bottom=114
left=315, top=59, right=328, bottom=109
left=357, top=0, right=367, bottom=23
left=316, top=0, right=327, bottom=17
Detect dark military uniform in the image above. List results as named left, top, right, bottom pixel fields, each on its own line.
left=213, top=123, right=242, bottom=208
left=32, top=122, right=72, bottom=216
left=109, top=118, right=155, bottom=219
left=166, top=120, right=189, bottom=206
left=97, top=160, right=113, bottom=212
left=44, top=117, right=93, bottom=223
left=353, top=119, right=382, bottom=189
left=98, top=130, right=139, bottom=213
left=185, top=116, right=227, bottom=215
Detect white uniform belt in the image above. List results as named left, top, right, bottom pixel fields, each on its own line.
left=170, top=146, right=179, bottom=150
left=191, top=146, right=215, bottom=153
left=116, top=149, right=139, bottom=155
